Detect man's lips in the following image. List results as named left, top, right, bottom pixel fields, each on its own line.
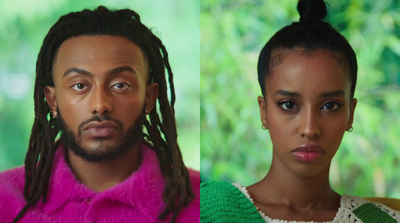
left=82, top=121, right=119, bottom=137
left=291, top=145, right=325, bottom=162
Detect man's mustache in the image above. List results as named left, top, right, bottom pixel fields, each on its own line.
left=78, top=115, right=123, bottom=133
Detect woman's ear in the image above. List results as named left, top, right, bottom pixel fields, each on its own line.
left=347, top=98, right=357, bottom=130
left=258, top=96, right=268, bottom=129
left=44, top=86, right=58, bottom=118
left=144, top=83, right=159, bottom=114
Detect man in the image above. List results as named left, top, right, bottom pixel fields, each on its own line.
left=0, top=6, right=199, bottom=222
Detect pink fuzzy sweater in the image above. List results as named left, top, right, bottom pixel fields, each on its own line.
left=0, top=142, right=200, bottom=222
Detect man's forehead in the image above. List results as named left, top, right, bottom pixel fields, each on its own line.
left=52, top=35, right=150, bottom=79
left=55, top=35, right=146, bottom=60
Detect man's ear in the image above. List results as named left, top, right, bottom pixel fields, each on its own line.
left=347, top=98, right=357, bottom=131
left=44, top=86, right=58, bottom=117
left=145, top=83, right=159, bottom=114
left=258, top=96, right=268, bottom=129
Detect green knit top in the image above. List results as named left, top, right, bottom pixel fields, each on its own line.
left=201, top=181, right=265, bottom=223
left=200, top=181, right=400, bottom=223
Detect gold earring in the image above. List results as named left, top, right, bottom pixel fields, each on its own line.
left=262, top=125, right=266, bottom=130
left=53, top=111, right=58, bottom=118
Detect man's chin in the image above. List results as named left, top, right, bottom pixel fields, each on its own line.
left=63, top=136, right=141, bottom=163
left=68, top=142, right=134, bottom=163
left=61, top=128, right=142, bottom=163
left=56, top=108, right=146, bottom=163
left=77, top=138, right=124, bottom=152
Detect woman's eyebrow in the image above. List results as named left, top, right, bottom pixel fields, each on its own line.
left=319, top=90, right=345, bottom=98
left=274, top=90, right=301, bottom=98
left=273, top=90, right=345, bottom=98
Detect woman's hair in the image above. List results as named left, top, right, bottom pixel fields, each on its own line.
left=13, top=6, right=194, bottom=223
left=257, top=0, right=357, bottom=98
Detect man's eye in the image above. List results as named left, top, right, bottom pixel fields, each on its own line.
left=322, top=101, right=342, bottom=111
left=112, top=83, right=130, bottom=90
left=278, top=101, right=298, bottom=111
left=72, top=83, right=87, bottom=90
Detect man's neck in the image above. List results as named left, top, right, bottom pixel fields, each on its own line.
left=66, top=143, right=142, bottom=192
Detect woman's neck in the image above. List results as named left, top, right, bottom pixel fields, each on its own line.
left=247, top=157, right=340, bottom=221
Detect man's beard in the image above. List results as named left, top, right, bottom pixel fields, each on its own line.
left=56, top=109, right=146, bottom=163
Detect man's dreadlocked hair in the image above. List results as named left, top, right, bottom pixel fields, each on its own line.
left=13, top=6, right=194, bottom=223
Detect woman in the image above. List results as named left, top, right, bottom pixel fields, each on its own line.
left=200, top=0, right=400, bottom=222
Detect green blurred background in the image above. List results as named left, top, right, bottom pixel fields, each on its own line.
left=0, top=0, right=199, bottom=170
left=201, top=0, right=400, bottom=198
left=2, top=0, right=400, bottom=199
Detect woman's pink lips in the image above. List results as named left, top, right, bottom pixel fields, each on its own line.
left=82, top=121, right=119, bottom=138
left=291, top=145, right=324, bottom=162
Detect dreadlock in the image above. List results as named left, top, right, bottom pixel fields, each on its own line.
left=13, top=6, right=194, bottom=223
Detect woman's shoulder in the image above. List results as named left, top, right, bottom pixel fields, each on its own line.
left=338, top=194, right=400, bottom=222
left=200, top=181, right=264, bottom=223
left=200, top=180, right=235, bottom=193
left=200, top=181, right=248, bottom=204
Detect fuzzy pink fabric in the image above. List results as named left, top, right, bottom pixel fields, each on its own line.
left=0, top=142, right=200, bottom=222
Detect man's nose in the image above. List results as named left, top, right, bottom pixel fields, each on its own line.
left=89, top=87, right=112, bottom=116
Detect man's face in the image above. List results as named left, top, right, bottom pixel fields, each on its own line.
left=45, top=35, right=158, bottom=162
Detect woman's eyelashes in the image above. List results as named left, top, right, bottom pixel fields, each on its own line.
left=321, top=101, right=343, bottom=111
left=276, top=100, right=344, bottom=113
left=277, top=100, right=299, bottom=111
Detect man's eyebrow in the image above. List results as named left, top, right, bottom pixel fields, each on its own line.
left=274, top=90, right=301, bottom=98
left=319, top=90, right=345, bottom=98
left=108, top=66, right=136, bottom=75
left=62, top=66, right=136, bottom=78
left=63, top=68, right=93, bottom=77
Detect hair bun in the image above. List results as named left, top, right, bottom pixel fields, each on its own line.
left=297, top=0, right=327, bottom=22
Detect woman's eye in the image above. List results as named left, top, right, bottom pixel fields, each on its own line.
left=322, top=101, right=342, bottom=111
left=279, top=101, right=298, bottom=111
left=71, top=83, right=87, bottom=90
left=112, top=83, right=130, bottom=90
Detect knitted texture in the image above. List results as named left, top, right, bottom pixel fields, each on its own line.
left=200, top=181, right=264, bottom=223
left=201, top=181, right=400, bottom=223
left=0, top=141, right=200, bottom=223
left=365, top=197, right=400, bottom=211
left=353, top=203, right=397, bottom=223
left=338, top=194, right=400, bottom=223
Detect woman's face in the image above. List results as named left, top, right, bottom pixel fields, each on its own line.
left=258, top=49, right=357, bottom=177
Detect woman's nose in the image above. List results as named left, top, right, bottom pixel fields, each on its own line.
left=299, top=109, right=320, bottom=139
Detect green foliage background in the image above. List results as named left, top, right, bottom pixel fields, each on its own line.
left=201, top=0, right=400, bottom=198
left=0, top=0, right=199, bottom=171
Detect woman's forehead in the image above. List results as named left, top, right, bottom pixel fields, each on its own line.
left=265, top=49, right=352, bottom=98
